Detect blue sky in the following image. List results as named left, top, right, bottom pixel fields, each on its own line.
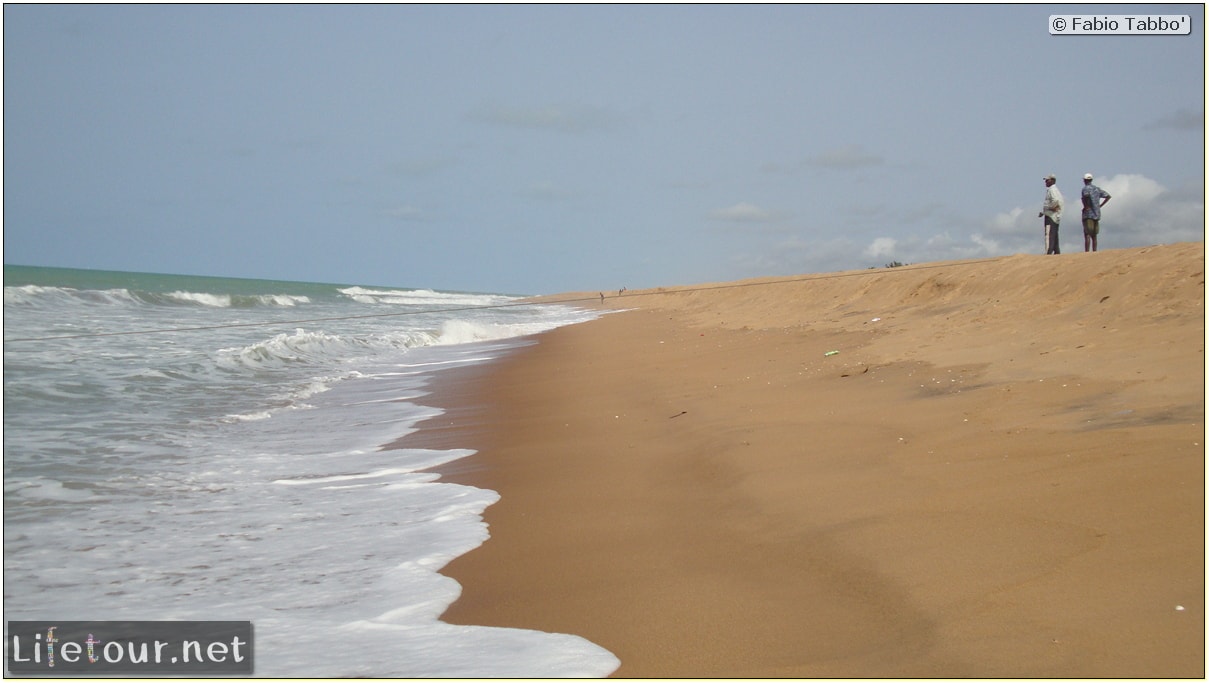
left=4, top=4, right=1204, bottom=294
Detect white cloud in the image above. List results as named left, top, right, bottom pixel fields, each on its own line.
left=974, top=173, right=1202, bottom=255
left=865, top=232, right=1002, bottom=265
left=865, top=237, right=897, bottom=259
left=1095, top=173, right=1164, bottom=207
left=901, top=202, right=946, bottom=224
left=1144, top=108, right=1204, bottom=131
left=1091, top=174, right=1205, bottom=246
left=986, top=206, right=1027, bottom=236
left=711, top=202, right=782, bottom=223
left=730, top=172, right=1202, bottom=277
left=810, top=144, right=884, bottom=169
left=467, top=103, right=615, bottom=133
left=761, top=145, right=886, bottom=175
left=969, top=233, right=1002, bottom=255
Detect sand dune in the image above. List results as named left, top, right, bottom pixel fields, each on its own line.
left=428, top=243, right=1205, bottom=677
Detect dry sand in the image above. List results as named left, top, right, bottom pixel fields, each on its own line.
left=406, top=242, right=1204, bottom=677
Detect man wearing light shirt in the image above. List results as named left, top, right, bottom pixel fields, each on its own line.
left=1039, top=174, right=1064, bottom=255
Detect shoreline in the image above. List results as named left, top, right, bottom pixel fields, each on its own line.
left=404, top=244, right=1204, bottom=677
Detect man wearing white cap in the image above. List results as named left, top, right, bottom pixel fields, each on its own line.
left=1039, top=174, right=1064, bottom=254
left=1081, top=173, right=1112, bottom=252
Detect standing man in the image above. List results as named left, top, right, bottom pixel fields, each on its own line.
left=1039, top=174, right=1064, bottom=254
left=1081, top=173, right=1112, bottom=252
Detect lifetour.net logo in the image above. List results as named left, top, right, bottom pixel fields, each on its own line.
left=6, top=621, right=253, bottom=675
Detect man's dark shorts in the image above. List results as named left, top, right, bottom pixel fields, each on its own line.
left=1083, top=218, right=1100, bottom=236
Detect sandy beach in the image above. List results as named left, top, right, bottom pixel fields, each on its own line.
left=407, top=243, right=1204, bottom=677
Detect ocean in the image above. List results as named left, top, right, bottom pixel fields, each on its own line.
left=2, top=265, right=619, bottom=677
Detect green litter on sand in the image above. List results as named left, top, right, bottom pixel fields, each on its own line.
left=824, top=350, right=840, bottom=356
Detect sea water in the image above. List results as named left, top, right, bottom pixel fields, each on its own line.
left=2, top=265, right=619, bottom=677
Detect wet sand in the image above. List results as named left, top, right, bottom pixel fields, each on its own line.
left=411, top=243, right=1204, bottom=677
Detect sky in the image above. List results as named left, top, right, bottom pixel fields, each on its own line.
left=4, top=3, right=1204, bottom=295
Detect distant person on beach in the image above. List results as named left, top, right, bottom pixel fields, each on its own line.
left=1039, top=174, right=1064, bottom=255
left=1081, top=173, right=1112, bottom=252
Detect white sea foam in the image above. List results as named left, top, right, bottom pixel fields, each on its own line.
left=6, top=477, right=98, bottom=502
left=4, top=283, right=69, bottom=305
left=3, top=268, right=615, bottom=677
left=166, top=290, right=233, bottom=306
left=256, top=293, right=310, bottom=306
left=4, top=284, right=144, bottom=308
left=438, top=318, right=527, bottom=344
left=339, top=285, right=514, bottom=308
left=5, top=284, right=314, bottom=310
left=222, top=410, right=273, bottom=422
